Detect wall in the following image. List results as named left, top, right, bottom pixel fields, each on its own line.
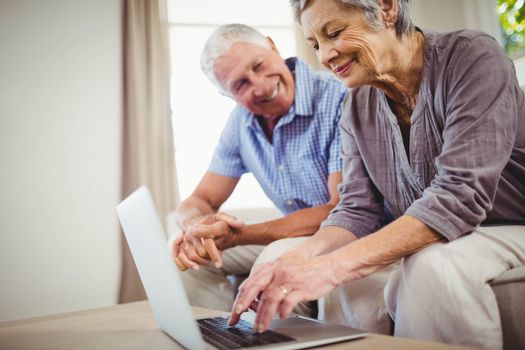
left=411, top=0, right=469, bottom=33
left=0, top=0, right=122, bottom=321
left=412, top=0, right=500, bottom=39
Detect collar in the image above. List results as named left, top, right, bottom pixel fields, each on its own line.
left=290, top=57, right=315, bottom=117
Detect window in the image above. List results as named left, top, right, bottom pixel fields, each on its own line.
left=495, top=0, right=525, bottom=86
left=497, top=0, right=525, bottom=55
left=167, top=0, right=296, bottom=210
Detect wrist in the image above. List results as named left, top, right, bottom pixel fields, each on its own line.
left=231, top=225, right=251, bottom=245
left=324, top=253, right=348, bottom=286
left=328, top=244, right=366, bottom=285
left=174, top=205, right=206, bottom=229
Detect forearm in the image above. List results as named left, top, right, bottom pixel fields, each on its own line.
left=329, top=214, right=444, bottom=284
left=234, top=204, right=336, bottom=246
left=286, top=225, right=360, bottom=260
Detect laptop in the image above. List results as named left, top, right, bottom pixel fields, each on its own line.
left=116, top=186, right=367, bottom=350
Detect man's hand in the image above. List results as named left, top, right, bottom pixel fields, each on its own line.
left=228, top=253, right=343, bottom=333
left=169, top=233, right=220, bottom=271
left=186, top=212, right=244, bottom=250
left=168, top=213, right=244, bottom=271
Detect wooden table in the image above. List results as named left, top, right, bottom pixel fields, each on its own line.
left=0, top=301, right=474, bottom=350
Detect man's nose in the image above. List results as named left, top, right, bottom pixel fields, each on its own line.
left=252, top=76, right=272, bottom=97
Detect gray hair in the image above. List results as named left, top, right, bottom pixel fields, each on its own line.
left=290, top=0, right=413, bottom=37
left=200, top=24, right=271, bottom=92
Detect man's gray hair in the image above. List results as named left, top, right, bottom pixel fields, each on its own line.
left=289, top=0, right=413, bottom=37
left=200, top=24, right=271, bottom=92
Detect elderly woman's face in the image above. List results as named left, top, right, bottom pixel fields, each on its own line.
left=300, top=0, right=386, bottom=88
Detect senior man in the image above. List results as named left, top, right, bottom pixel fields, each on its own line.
left=169, top=23, right=349, bottom=314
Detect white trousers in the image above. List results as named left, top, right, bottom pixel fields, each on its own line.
left=385, top=225, right=525, bottom=350
left=318, top=264, right=396, bottom=335
left=179, top=237, right=312, bottom=313
left=319, top=225, right=525, bottom=349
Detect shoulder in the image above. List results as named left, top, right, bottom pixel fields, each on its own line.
left=431, top=29, right=498, bottom=47
left=294, top=57, right=348, bottom=98
left=226, top=105, right=251, bottom=127
left=422, top=29, right=515, bottom=97
left=340, top=86, right=379, bottom=129
left=291, top=57, right=349, bottom=121
left=425, top=29, right=510, bottom=70
left=219, top=105, right=253, bottom=140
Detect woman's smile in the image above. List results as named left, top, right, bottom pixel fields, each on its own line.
left=333, top=56, right=357, bottom=77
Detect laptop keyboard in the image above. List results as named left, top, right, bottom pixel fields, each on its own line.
left=197, top=316, right=295, bottom=349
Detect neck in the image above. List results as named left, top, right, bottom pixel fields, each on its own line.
left=372, top=30, right=425, bottom=116
left=257, top=115, right=281, bottom=142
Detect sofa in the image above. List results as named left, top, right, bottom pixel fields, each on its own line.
left=491, top=265, right=525, bottom=350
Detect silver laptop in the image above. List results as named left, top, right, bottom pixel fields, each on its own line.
left=116, top=186, right=367, bottom=350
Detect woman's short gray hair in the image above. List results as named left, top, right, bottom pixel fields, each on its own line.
left=200, top=24, right=271, bottom=92
left=290, top=0, right=413, bottom=37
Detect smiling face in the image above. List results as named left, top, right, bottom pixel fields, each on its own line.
left=300, top=0, right=391, bottom=88
left=213, top=40, right=295, bottom=119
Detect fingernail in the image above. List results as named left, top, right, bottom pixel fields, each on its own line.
left=215, top=261, right=222, bottom=268
left=235, top=304, right=243, bottom=314
left=258, top=325, right=265, bottom=333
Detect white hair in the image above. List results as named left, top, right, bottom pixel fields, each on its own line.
left=289, top=0, right=414, bottom=37
left=200, top=24, right=271, bottom=92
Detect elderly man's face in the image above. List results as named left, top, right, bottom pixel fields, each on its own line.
left=300, top=0, right=390, bottom=88
left=213, top=41, right=295, bottom=119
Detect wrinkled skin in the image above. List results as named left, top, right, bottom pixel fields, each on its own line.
left=169, top=213, right=244, bottom=270
left=300, top=0, right=399, bottom=91
left=228, top=252, right=342, bottom=332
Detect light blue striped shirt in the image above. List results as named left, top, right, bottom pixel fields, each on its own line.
left=209, top=58, right=349, bottom=214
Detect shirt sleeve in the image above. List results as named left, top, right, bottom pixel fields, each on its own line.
left=405, top=34, right=520, bottom=241
left=321, top=95, right=385, bottom=237
left=208, top=109, right=247, bottom=177
left=327, top=87, right=348, bottom=174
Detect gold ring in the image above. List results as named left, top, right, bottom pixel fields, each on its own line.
left=279, top=285, right=289, bottom=296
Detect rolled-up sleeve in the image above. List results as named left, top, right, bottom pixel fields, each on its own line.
left=406, top=36, right=519, bottom=241
left=321, top=99, right=385, bottom=237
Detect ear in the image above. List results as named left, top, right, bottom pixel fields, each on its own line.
left=267, top=36, right=281, bottom=55
left=377, top=0, right=398, bottom=29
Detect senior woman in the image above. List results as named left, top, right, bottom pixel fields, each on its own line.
left=228, top=0, right=525, bottom=349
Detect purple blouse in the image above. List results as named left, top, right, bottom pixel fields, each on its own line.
left=322, top=29, right=525, bottom=241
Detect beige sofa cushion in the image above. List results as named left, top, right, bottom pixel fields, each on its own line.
left=491, top=266, right=525, bottom=350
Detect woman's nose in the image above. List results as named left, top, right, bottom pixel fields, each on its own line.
left=318, top=43, right=338, bottom=69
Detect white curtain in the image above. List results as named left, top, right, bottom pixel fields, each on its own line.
left=119, top=0, right=179, bottom=303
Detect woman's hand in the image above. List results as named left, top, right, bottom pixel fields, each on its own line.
left=229, top=253, right=344, bottom=332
